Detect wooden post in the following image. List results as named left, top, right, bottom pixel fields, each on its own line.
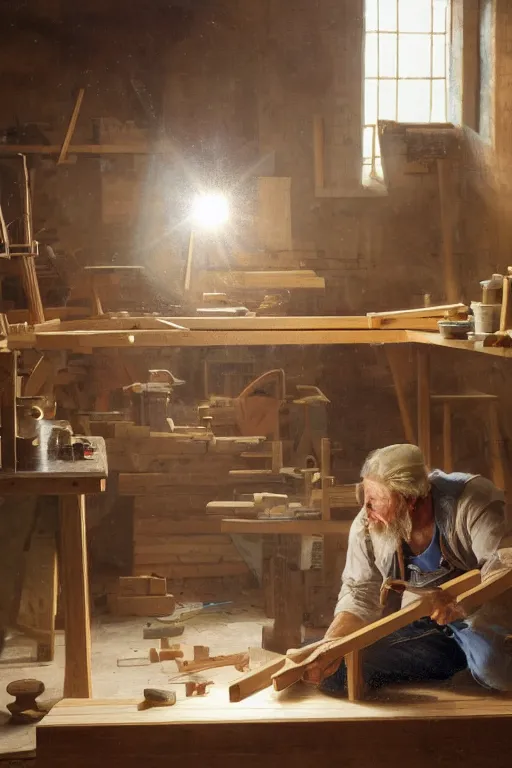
left=386, top=348, right=416, bottom=444
left=320, top=437, right=331, bottom=521
left=59, top=495, right=92, bottom=698
left=0, top=350, right=18, bottom=471
left=443, top=401, right=453, bottom=474
left=488, top=400, right=505, bottom=491
left=437, top=158, right=459, bottom=304
left=271, top=441, right=283, bottom=473
left=417, top=349, right=431, bottom=466
left=89, top=275, right=104, bottom=317
left=313, top=116, right=325, bottom=190
left=346, top=650, right=364, bottom=702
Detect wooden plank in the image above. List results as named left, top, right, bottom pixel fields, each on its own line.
left=257, top=177, right=292, bottom=251
left=431, top=393, right=498, bottom=402
left=220, top=519, right=351, bottom=535
left=407, top=331, right=512, bottom=358
left=0, top=143, right=172, bottom=155
left=58, top=88, right=85, bottom=164
left=197, top=270, right=325, bottom=291
left=52, top=315, right=440, bottom=331
left=0, top=350, right=17, bottom=471
left=417, top=347, right=431, bottom=466
left=133, top=562, right=249, bottom=579
left=457, top=567, right=512, bottom=614
left=16, top=328, right=409, bottom=350
left=59, top=495, right=92, bottom=698
left=271, top=570, right=481, bottom=693
left=368, top=303, right=467, bottom=320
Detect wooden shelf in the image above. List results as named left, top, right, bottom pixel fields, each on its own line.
left=408, top=331, right=512, bottom=357
left=220, top=518, right=351, bottom=535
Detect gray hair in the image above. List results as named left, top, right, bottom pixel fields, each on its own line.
left=361, top=444, right=430, bottom=499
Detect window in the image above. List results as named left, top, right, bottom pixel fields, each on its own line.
left=363, top=0, right=449, bottom=185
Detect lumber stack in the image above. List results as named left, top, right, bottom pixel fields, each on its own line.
left=100, top=426, right=261, bottom=586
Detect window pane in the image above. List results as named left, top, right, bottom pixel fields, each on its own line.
left=366, top=0, right=379, bottom=31
left=432, top=34, right=446, bottom=77
left=365, top=33, right=378, bottom=77
left=379, top=33, right=397, bottom=77
left=379, top=0, right=398, bottom=32
left=398, top=80, right=431, bottom=121
left=363, top=126, right=375, bottom=161
left=398, top=0, right=432, bottom=33
left=433, top=0, right=448, bottom=33
left=431, top=79, right=447, bottom=121
left=364, top=79, right=378, bottom=124
left=379, top=79, right=397, bottom=120
left=362, top=164, right=373, bottom=185
left=399, top=34, right=431, bottom=77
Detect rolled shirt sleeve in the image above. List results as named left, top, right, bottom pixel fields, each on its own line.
left=334, top=510, right=383, bottom=624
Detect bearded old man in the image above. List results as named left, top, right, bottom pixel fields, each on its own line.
left=304, top=444, right=512, bottom=693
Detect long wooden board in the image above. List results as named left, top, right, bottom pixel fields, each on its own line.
left=36, top=687, right=512, bottom=768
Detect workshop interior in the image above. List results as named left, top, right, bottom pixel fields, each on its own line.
left=0, top=1, right=512, bottom=766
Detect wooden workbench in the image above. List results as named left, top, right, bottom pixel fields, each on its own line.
left=221, top=518, right=350, bottom=652
left=36, top=682, right=512, bottom=768
left=0, top=439, right=108, bottom=698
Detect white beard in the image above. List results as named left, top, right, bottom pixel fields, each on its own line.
left=368, top=503, right=413, bottom=554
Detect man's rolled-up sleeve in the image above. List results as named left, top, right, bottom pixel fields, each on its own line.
left=334, top=511, right=383, bottom=624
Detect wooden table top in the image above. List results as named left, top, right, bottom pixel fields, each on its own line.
left=0, top=436, right=107, bottom=494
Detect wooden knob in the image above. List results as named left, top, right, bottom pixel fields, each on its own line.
left=6, top=679, right=44, bottom=698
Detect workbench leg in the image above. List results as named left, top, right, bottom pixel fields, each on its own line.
left=262, top=536, right=303, bottom=654
left=346, top=650, right=364, bottom=702
left=59, top=494, right=92, bottom=698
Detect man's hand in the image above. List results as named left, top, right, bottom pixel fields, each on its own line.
left=429, top=590, right=466, bottom=625
left=302, top=655, right=341, bottom=685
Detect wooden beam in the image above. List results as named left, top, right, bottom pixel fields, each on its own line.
left=58, top=88, right=85, bottom=165
left=320, top=438, right=331, bottom=522
left=417, top=347, right=431, bottom=466
left=59, top=495, right=92, bottom=698
left=385, top=348, right=416, bottom=444
left=197, top=270, right=325, bottom=291
left=9, top=328, right=409, bottom=350
left=0, top=144, right=172, bottom=155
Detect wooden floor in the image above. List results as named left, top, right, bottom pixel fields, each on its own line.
left=37, top=680, right=512, bottom=768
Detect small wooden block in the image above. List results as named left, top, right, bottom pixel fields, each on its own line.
left=108, top=594, right=176, bottom=617
left=118, top=576, right=166, bottom=597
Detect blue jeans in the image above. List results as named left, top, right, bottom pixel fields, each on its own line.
left=321, top=618, right=512, bottom=695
